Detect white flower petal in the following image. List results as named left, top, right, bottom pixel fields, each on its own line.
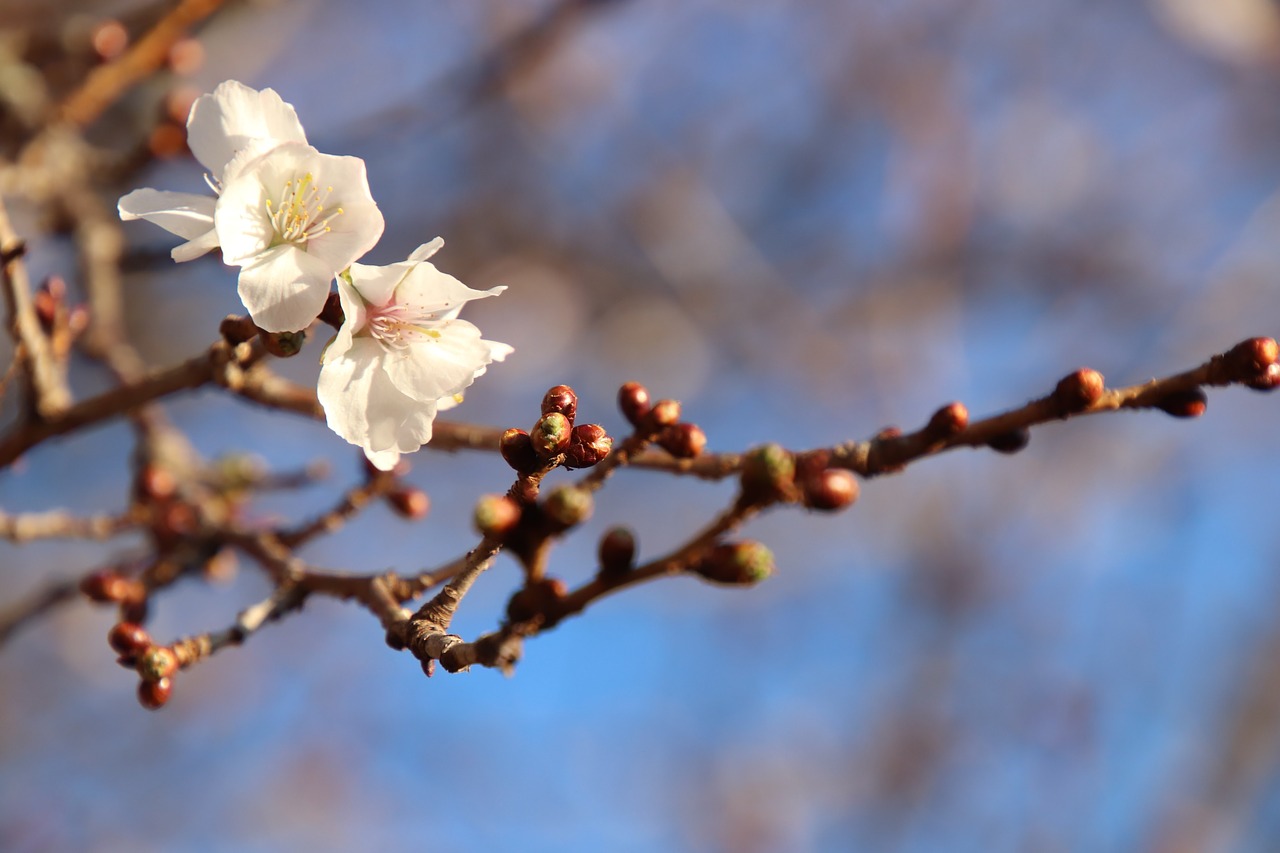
left=118, top=189, right=216, bottom=241
left=347, top=258, right=415, bottom=311
left=326, top=276, right=367, bottom=361
left=171, top=229, right=222, bottom=262
left=236, top=245, right=334, bottom=332
left=407, top=238, right=444, bottom=263
left=394, top=263, right=501, bottom=319
left=186, top=80, right=307, bottom=179
left=384, top=318, right=502, bottom=402
left=318, top=338, right=438, bottom=469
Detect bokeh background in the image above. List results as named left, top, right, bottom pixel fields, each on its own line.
left=3, top=0, right=1280, bottom=850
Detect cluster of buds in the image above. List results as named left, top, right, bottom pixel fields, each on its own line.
left=80, top=567, right=148, bottom=622
left=105, top=621, right=178, bottom=710
left=617, top=381, right=707, bottom=459
left=501, top=385, right=614, bottom=474
left=1227, top=336, right=1280, bottom=391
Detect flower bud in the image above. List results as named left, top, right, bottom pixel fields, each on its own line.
left=693, top=542, right=775, bottom=586
left=531, top=412, right=572, bottom=457
left=564, top=424, right=613, bottom=469
left=802, top=468, right=859, bottom=511
left=80, top=569, right=143, bottom=604
left=387, top=487, right=430, bottom=520
left=138, top=677, right=173, bottom=710
left=597, top=527, right=637, bottom=577
left=137, top=646, right=178, bottom=682
left=319, top=291, right=345, bottom=328
left=219, top=314, right=257, bottom=345
left=500, top=428, right=539, bottom=473
left=540, top=385, right=578, bottom=423
left=474, top=494, right=522, bottom=538
left=137, top=464, right=176, bottom=501
left=543, top=485, right=593, bottom=528
left=986, top=428, right=1030, bottom=454
left=1226, top=337, right=1279, bottom=381
left=108, top=622, right=152, bottom=656
left=1154, top=388, right=1207, bottom=418
left=1054, top=369, right=1105, bottom=414
left=506, top=578, right=568, bottom=623
left=658, top=423, right=707, bottom=459
left=740, top=443, right=796, bottom=502
left=618, top=381, right=651, bottom=427
left=648, top=399, right=681, bottom=429
left=1246, top=362, right=1280, bottom=392
left=926, top=402, right=969, bottom=439
left=259, top=328, right=305, bottom=358
left=33, top=276, right=65, bottom=333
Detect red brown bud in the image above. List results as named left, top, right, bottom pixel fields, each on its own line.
left=108, top=622, right=152, bottom=656
left=319, top=291, right=345, bottom=328
left=564, top=423, right=613, bottom=469
left=1226, top=337, right=1279, bottom=381
left=1247, top=362, right=1280, bottom=392
left=531, top=412, right=572, bottom=457
left=506, top=578, right=568, bottom=623
left=647, top=399, right=682, bottom=429
left=500, top=428, right=539, bottom=473
left=80, top=569, right=144, bottom=605
left=618, top=382, right=652, bottom=427
left=926, top=402, right=969, bottom=439
left=1154, top=388, right=1207, bottom=418
left=218, top=314, right=257, bottom=345
left=137, top=646, right=179, bottom=682
left=657, top=423, right=707, bottom=459
left=693, top=542, right=775, bottom=586
left=1054, top=369, right=1105, bottom=413
left=474, top=494, right=522, bottom=538
left=138, top=464, right=176, bottom=501
left=986, top=428, right=1031, bottom=454
left=540, top=385, right=578, bottom=423
left=138, top=677, right=173, bottom=710
left=597, top=527, right=637, bottom=577
left=802, top=469, right=860, bottom=512
left=387, top=487, right=430, bottom=520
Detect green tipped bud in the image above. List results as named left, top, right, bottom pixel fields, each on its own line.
left=693, top=541, right=775, bottom=586
left=740, top=443, right=795, bottom=501
left=531, top=412, right=572, bottom=457
left=137, top=646, right=178, bottom=682
left=543, top=485, right=593, bottom=528
left=473, top=494, right=521, bottom=538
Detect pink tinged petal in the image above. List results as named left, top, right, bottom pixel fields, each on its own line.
left=186, top=80, right=307, bottom=178
left=384, top=319, right=504, bottom=403
left=118, top=188, right=216, bottom=240
left=318, top=338, right=438, bottom=468
left=236, top=245, right=334, bottom=332
left=394, top=264, right=503, bottom=319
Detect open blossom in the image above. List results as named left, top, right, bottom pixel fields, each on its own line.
left=317, top=239, right=512, bottom=470
left=118, top=80, right=383, bottom=332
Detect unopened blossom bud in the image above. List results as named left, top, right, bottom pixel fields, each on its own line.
left=531, top=412, right=572, bottom=457
left=149, top=123, right=187, bottom=159
left=80, top=569, right=141, bottom=604
left=543, top=485, right=593, bottom=528
left=693, top=542, right=775, bottom=586
left=137, top=464, right=176, bottom=501
left=564, top=424, right=613, bottom=469
left=474, top=494, right=521, bottom=538
left=926, top=402, right=969, bottom=440
left=541, top=385, right=578, bottom=423
left=658, top=423, right=707, bottom=459
left=137, top=646, right=179, bottom=682
left=499, top=428, right=538, bottom=473
left=506, top=578, right=568, bottom=623
left=91, top=19, right=128, bottom=61
left=740, top=443, right=796, bottom=502
left=1226, top=336, right=1279, bottom=381
left=259, top=328, right=305, bottom=358
left=1054, top=369, right=1105, bottom=414
left=647, top=399, right=681, bottom=429
left=618, top=381, right=651, bottom=427
left=33, top=276, right=65, bottom=333
left=138, top=676, right=173, bottom=710
left=108, top=622, right=152, bottom=656
left=598, top=527, right=637, bottom=578
left=219, top=314, right=257, bottom=344
left=802, top=469, right=860, bottom=512
left=318, top=291, right=345, bottom=328
left=387, top=487, right=430, bottom=520
left=986, top=428, right=1031, bottom=454
left=1246, top=362, right=1280, bottom=392
left=1154, top=388, right=1207, bottom=418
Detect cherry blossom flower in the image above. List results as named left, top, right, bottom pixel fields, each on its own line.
left=118, top=81, right=384, bottom=331
left=317, top=239, right=512, bottom=470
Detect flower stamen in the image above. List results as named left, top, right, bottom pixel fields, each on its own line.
left=265, top=173, right=342, bottom=247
